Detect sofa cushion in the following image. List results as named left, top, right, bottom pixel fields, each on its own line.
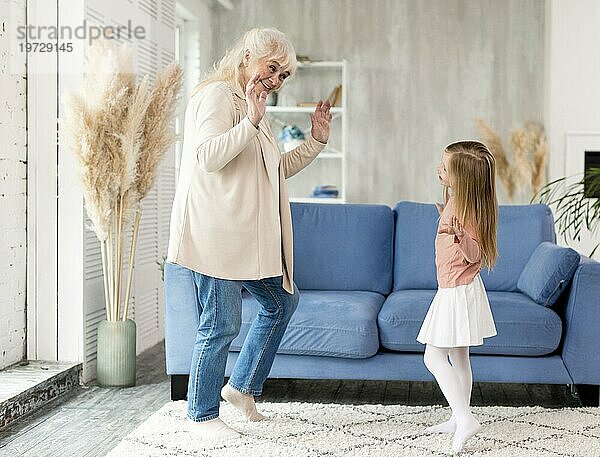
left=392, top=203, right=439, bottom=291
left=378, top=290, right=562, bottom=356
left=393, top=202, right=556, bottom=292
left=517, top=242, right=580, bottom=307
left=291, top=203, right=394, bottom=294
left=231, top=290, right=386, bottom=359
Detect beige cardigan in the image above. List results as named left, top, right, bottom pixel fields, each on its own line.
left=166, top=81, right=326, bottom=293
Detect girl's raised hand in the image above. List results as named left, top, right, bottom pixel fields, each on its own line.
left=438, top=216, right=465, bottom=238
left=310, top=99, right=332, bottom=143
left=246, top=73, right=267, bottom=127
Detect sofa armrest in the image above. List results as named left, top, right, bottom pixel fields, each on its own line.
left=561, top=256, right=600, bottom=384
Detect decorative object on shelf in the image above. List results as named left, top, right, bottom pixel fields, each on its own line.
left=533, top=165, right=600, bottom=257
left=327, top=84, right=342, bottom=107
left=296, top=54, right=312, bottom=63
left=62, top=39, right=183, bottom=387
left=311, top=184, right=339, bottom=198
left=278, top=124, right=305, bottom=152
left=476, top=119, right=548, bottom=201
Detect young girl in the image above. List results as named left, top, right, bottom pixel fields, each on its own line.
left=417, top=140, right=498, bottom=454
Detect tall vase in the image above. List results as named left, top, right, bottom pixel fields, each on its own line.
left=97, top=319, right=137, bottom=387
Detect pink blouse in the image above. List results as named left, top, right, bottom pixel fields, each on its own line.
left=435, top=198, right=482, bottom=288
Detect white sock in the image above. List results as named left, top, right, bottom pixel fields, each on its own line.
left=188, top=417, right=240, bottom=440
left=452, top=415, right=481, bottom=453
left=221, top=383, right=266, bottom=422
left=449, top=347, right=480, bottom=452
left=424, top=415, right=456, bottom=434
left=423, top=344, right=480, bottom=451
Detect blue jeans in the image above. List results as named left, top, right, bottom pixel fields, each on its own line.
left=164, top=262, right=299, bottom=422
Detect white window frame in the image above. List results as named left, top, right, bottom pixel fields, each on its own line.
left=27, top=0, right=86, bottom=364
left=26, top=0, right=59, bottom=361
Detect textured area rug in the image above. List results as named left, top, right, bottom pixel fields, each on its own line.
left=107, top=401, right=600, bottom=456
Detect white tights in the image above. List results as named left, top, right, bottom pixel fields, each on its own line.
left=423, top=344, right=481, bottom=452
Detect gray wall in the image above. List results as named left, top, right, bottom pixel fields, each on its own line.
left=210, top=0, right=545, bottom=205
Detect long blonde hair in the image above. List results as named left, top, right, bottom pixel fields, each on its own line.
left=445, top=141, right=499, bottom=269
left=192, top=28, right=297, bottom=97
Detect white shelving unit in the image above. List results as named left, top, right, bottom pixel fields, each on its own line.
left=266, top=106, right=344, bottom=114
left=290, top=197, right=344, bottom=204
left=266, top=59, right=347, bottom=204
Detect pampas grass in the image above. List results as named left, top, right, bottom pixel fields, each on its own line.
left=511, top=127, right=533, bottom=189
left=477, top=119, right=548, bottom=201
left=138, top=63, right=183, bottom=199
left=62, top=39, right=182, bottom=321
left=122, top=63, right=183, bottom=321
left=528, top=121, right=548, bottom=194
left=477, top=118, right=515, bottom=200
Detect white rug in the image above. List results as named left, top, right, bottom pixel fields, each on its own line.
left=107, top=401, right=600, bottom=456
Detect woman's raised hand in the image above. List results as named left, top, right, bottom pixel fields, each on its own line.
left=246, top=73, right=267, bottom=127
left=310, top=100, right=332, bottom=143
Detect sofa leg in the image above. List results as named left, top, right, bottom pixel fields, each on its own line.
left=171, top=375, right=189, bottom=401
left=575, top=384, right=599, bottom=407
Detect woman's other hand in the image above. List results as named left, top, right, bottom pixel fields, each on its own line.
left=310, top=100, right=332, bottom=143
left=246, top=73, right=267, bottom=127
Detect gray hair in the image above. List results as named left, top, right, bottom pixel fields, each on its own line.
left=193, top=27, right=297, bottom=96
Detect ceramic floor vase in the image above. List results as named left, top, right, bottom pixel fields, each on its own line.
left=97, top=319, right=136, bottom=387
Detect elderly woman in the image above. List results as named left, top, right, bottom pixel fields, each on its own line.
left=164, top=28, right=331, bottom=439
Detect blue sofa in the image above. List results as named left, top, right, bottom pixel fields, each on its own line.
left=165, top=202, right=600, bottom=405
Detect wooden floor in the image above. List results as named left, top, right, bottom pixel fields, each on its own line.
left=0, top=341, right=582, bottom=456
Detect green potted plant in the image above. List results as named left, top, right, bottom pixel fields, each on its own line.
left=62, top=40, right=182, bottom=387
left=532, top=168, right=600, bottom=257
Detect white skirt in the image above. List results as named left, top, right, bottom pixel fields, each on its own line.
left=417, top=274, right=497, bottom=347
